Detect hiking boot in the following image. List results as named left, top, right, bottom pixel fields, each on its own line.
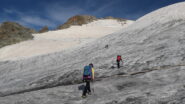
left=81, top=95, right=87, bottom=98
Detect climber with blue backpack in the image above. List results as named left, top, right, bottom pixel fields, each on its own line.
left=82, top=63, right=94, bottom=98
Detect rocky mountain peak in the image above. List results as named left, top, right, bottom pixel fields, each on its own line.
left=57, top=15, right=97, bottom=29
left=0, top=21, right=36, bottom=48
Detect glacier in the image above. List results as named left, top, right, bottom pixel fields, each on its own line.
left=0, top=2, right=185, bottom=104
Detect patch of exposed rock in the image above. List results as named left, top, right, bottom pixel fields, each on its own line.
left=57, top=15, right=97, bottom=29
left=0, top=22, right=36, bottom=48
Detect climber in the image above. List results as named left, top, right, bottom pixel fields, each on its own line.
left=82, top=63, right=94, bottom=98
left=116, top=55, right=123, bottom=68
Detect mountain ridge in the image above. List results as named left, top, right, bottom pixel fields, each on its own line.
left=57, top=15, right=129, bottom=30
left=0, top=15, right=131, bottom=49
left=0, top=18, right=133, bottom=60
left=0, top=21, right=36, bottom=48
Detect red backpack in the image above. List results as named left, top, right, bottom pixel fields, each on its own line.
left=117, top=55, right=122, bottom=61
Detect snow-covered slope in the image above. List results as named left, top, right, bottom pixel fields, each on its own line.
left=0, top=2, right=185, bottom=104
left=0, top=19, right=133, bottom=61
left=134, top=2, right=185, bottom=29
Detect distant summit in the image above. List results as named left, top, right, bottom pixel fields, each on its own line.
left=57, top=15, right=129, bottom=30
left=57, top=15, right=97, bottom=29
left=0, top=22, right=35, bottom=48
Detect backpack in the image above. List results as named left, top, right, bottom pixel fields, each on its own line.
left=117, top=55, right=122, bottom=61
left=83, top=66, right=92, bottom=80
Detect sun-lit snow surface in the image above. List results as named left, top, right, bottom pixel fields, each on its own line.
left=0, top=2, right=185, bottom=104
left=0, top=19, right=133, bottom=61
left=131, top=1, right=185, bottom=30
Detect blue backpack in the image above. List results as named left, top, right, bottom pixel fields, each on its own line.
left=83, top=66, right=92, bottom=79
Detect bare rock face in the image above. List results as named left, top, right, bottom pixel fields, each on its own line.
left=0, top=21, right=36, bottom=48
left=38, top=26, right=49, bottom=33
left=57, top=15, right=97, bottom=29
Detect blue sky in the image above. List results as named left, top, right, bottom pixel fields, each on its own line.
left=0, top=0, right=184, bottom=30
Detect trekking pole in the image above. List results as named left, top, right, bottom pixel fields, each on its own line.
left=92, top=80, right=96, bottom=96
left=120, top=60, right=123, bottom=68
left=92, top=81, right=94, bottom=93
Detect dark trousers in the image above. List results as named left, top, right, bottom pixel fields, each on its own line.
left=117, top=60, right=120, bottom=68
left=83, top=80, right=91, bottom=96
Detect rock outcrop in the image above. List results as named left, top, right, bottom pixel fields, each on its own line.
left=57, top=15, right=97, bottom=29
left=57, top=15, right=129, bottom=30
left=0, top=22, right=35, bottom=48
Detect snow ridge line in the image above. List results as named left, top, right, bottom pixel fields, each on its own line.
left=0, top=64, right=184, bottom=97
